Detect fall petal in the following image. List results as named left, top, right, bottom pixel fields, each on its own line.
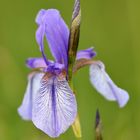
left=32, top=74, right=77, bottom=137
left=89, top=61, right=129, bottom=107
left=18, top=73, right=44, bottom=120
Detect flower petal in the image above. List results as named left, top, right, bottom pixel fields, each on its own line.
left=32, top=73, right=77, bottom=138
left=36, top=9, right=46, bottom=25
left=36, top=9, right=69, bottom=68
left=89, top=61, right=129, bottom=107
left=36, top=24, right=49, bottom=65
left=46, top=62, right=65, bottom=75
left=26, top=58, right=46, bottom=69
left=76, top=47, right=96, bottom=60
left=18, top=73, right=44, bottom=120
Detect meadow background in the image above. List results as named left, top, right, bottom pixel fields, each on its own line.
left=0, top=0, right=140, bottom=139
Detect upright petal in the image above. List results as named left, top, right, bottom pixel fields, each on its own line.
left=18, top=73, right=44, bottom=120
left=76, top=47, right=96, bottom=60
left=32, top=73, right=77, bottom=138
left=36, top=24, right=49, bottom=65
left=36, top=9, right=46, bottom=25
left=36, top=9, right=69, bottom=68
left=89, top=61, right=129, bottom=107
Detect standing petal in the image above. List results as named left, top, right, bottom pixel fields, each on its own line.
left=36, top=9, right=69, bottom=68
left=18, top=73, right=44, bottom=120
left=89, top=61, right=129, bottom=107
left=32, top=73, right=77, bottom=138
left=36, top=25, right=49, bottom=65
left=76, top=47, right=96, bottom=60
left=36, top=9, right=46, bottom=25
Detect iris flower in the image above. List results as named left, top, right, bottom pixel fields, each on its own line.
left=18, top=0, right=129, bottom=138
left=18, top=9, right=94, bottom=137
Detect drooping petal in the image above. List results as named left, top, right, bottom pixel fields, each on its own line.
left=26, top=58, right=46, bottom=69
left=36, top=9, right=69, bottom=68
left=89, top=61, right=129, bottom=107
left=18, top=73, right=44, bottom=120
left=32, top=73, right=77, bottom=138
left=76, top=47, right=96, bottom=60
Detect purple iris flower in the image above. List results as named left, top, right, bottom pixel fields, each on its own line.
left=18, top=5, right=129, bottom=138
left=18, top=9, right=95, bottom=138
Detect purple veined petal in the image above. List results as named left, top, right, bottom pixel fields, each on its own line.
left=26, top=57, right=47, bottom=69
left=89, top=61, right=129, bottom=107
left=18, top=73, right=44, bottom=120
left=32, top=73, right=77, bottom=138
left=36, top=9, right=69, bottom=68
left=76, top=47, right=96, bottom=60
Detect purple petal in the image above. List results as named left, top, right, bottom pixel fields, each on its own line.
left=26, top=57, right=65, bottom=75
left=36, top=25, right=49, bottom=65
left=76, top=47, right=96, bottom=60
left=32, top=74, right=77, bottom=138
left=36, top=9, right=69, bottom=68
left=18, top=73, right=44, bottom=120
left=89, top=61, right=129, bottom=107
left=46, top=62, right=65, bottom=75
left=26, top=58, right=46, bottom=69
left=36, top=9, right=46, bottom=25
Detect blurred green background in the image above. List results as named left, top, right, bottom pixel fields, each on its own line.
left=0, top=0, right=140, bottom=139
